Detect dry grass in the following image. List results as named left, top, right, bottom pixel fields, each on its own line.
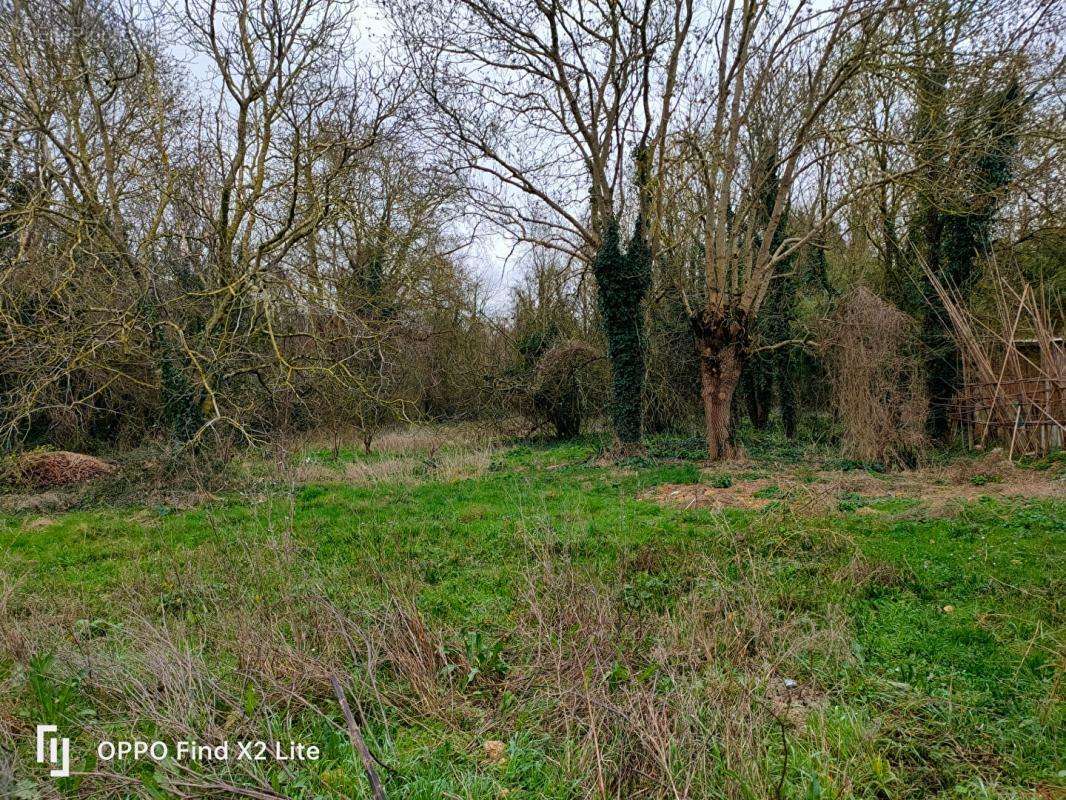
left=294, top=422, right=496, bottom=458
left=288, top=423, right=496, bottom=486
left=291, top=447, right=493, bottom=486
left=492, top=545, right=852, bottom=799
left=0, top=520, right=855, bottom=800
left=648, top=460, right=1065, bottom=515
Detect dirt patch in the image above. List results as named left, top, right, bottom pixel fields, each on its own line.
left=23, top=517, right=57, bottom=530
left=654, top=481, right=783, bottom=511
left=768, top=679, right=827, bottom=727
left=647, top=461, right=1064, bottom=515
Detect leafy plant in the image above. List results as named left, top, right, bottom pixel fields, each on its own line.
left=620, top=571, right=673, bottom=613
left=462, top=631, right=509, bottom=686
left=706, top=472, right=733, bottom=488
left=837, top=491, right=867, bottom=512
left=26, top=653, right=84, bottom=724
left=753, top=484, right=783, bottom=499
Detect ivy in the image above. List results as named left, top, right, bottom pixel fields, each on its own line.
left=592, top=211, right=652, bottom=445
left=908, top=77, right=1024, bottom=439
left=144, top=300, right=203, bottom=443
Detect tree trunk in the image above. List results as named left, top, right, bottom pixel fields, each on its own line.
left=746, top=388, right=770, bottom=430
left=778, top=346, right=797, bottom=439
left=592, top=215, right=651, bottom=448
left=693, top=309, right=748, bottom=460
left=923, top=314, right=959, bottom=442
left=741, top=354, right=772, bottom=430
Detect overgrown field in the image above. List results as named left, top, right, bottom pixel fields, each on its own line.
left=1, top=429, right=1063, bottom=799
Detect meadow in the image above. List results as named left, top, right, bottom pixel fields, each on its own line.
left=1, top=427, right=1063, bottom=799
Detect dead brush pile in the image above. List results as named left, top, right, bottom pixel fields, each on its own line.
left=2, top=449, right=114, bottom=490
left=822, top=288, right=928, bottom=466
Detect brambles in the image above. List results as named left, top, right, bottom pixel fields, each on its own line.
left=822, top=288, right=928, bottom=467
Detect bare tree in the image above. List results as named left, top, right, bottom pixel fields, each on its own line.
left=0, top=0, right=184, bottom=444
left=389, top=0, right=693, bottom=444
left=0, top=0, right=411, bottom=446
left=668, top=0, right=894, bottom=458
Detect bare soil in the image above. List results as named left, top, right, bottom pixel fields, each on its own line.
left=768, top=679, right=828, bottom=728
left=647, top=454, right=1064, bottom=515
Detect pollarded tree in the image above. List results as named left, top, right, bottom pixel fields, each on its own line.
left=669, top=0, right=894, bottom=459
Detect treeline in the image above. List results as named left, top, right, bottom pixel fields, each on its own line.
left=0, top=0, right=1062, bottom=459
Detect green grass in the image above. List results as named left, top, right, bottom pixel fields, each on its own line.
left=1, top=434, right=1062, bottom=799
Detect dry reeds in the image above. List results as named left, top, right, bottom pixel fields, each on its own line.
left=923, top=260, right=1064, bottom=457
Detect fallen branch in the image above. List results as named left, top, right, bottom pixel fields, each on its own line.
left=331, top=675, right=388, bottom=800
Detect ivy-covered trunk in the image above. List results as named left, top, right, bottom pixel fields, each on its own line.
left=898, top=70, right=1022, bottom=443
left=592, top=214, right=651, bottom=446
left=693, top=309, right=748, bottom=460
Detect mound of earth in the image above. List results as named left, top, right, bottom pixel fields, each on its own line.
left=16, top=451, right=115, bottom=489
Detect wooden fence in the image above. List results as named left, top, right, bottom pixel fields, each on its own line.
left=952, top=376, right=1065, bottom=456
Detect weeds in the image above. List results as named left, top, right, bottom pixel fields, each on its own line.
left=0, top=430, right=1062, bottom=798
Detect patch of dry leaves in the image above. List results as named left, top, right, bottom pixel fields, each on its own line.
left=646, top=454, right=1064, bottom=515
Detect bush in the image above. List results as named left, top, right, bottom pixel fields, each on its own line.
left=821, top=288, right=928, bottom=467
left=531, top=341, right=608, bottom=438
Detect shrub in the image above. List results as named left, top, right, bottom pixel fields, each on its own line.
left=531, top=341, right=607, bottom=438
left=821, top=288, right=928, bottom=467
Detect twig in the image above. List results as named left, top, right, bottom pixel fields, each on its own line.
left=774, top=708, right=789, bottom=800
left=748, top=336, right=817, bottom=355
left=1007, top=404, right=1022, bottom=463
left=331, top=675, right=388, bottom=800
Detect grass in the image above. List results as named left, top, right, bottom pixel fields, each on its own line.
left=0, top=427, right=1062, bottom=799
